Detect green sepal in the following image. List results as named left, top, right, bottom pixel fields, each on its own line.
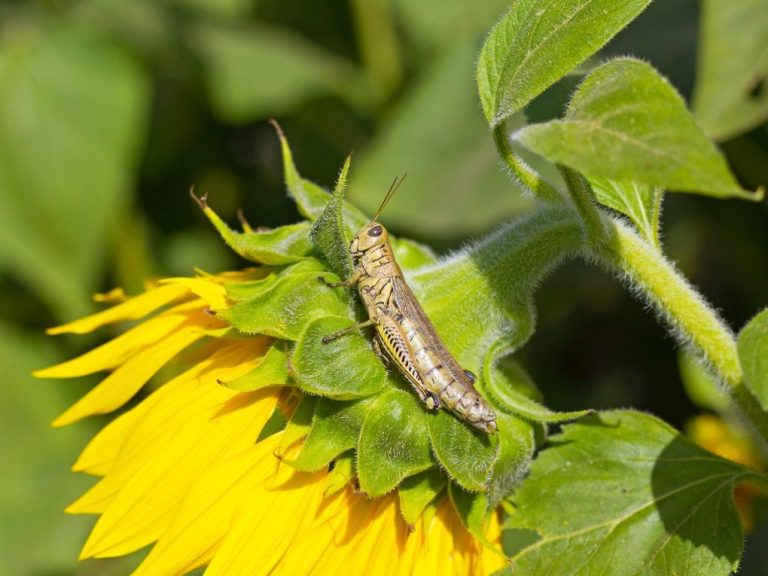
left=219, top=260, right=350, bottom=340
left=277, top=394, right=318, bottom=455
left=482, top=350, right=593, bottom=424
left=506, top=410, right=759, bottom=575
left=324, top=452, right=355, bottom=496
left=477, top=0, right=651, bottom=126
left=738, top=308, right=768, bottom=410
left=398, top=468, right=447, bottom=526
left=286, top=396, right=376, bottom=472
left=357, top=389, right=434, bottom=497
left=514, top=58, right=761, bottom=200
left=448, top=483, right=505, bottom=556
left=219, top=342, right=288, bottom=391
left=272, top=121, right=368, bottom=232
left=488, top=413, right=536, bottom=508
left=428, top=409, right=497, bottom=492
left=292, top=316, right=387, bottom=399
left=196, top=196, right=314, bottom=265
left=309, top=155, right=355, bottom=278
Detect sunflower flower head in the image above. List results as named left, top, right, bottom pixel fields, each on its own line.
left=35, top=127, right=576, bottom=575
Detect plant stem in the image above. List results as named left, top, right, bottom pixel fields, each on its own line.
left=598, top=218, right=768, bottom=447
left=492, top=124, right=562, bottom=203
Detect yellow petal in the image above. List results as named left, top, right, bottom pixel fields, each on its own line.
left=72, top=399, right=147, bottom=476
left=78, top=347, right=276, bottom=558
left=133, top=435, right=286, bottom=576
left=35, top=301, right=205, bottom=379
left=47, top=283, right=191, bottom=335
left=159, top=278, right=229, bottom=310
left=204, top=465, right=336, bottom=576
left=52, top=328, right=203, bottom=427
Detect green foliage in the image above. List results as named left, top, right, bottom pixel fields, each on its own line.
left=397, top=468, right=447, bottom=525
left=693, top=0, right=768, bottom=140
left=220, top=342, right=289, bottom=391
left=309, top=155, right=354, bottom=278
left=476, top=0, right=651, bottom=127
left=506, top=411, right=755, bottom=575
left=738, top=309, right=768, bottom=411
left=191, top=23, right=364, bottom=122
left=357, top=390, right=434, bottom=496
left=0, top=24, right=149, bottom=319
left=514, top=59, right=760, bottom=200
left=292, top=316, right=387, bottom=399
left=10, top=0, right=768, bottom=573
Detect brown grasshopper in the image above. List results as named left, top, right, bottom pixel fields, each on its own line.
left=320, top=178, right=497, bottom=433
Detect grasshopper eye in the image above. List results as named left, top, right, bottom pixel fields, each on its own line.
left=368, top=225, right=383, bottom=237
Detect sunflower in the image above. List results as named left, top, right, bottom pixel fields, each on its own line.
left=35, top=128, right=559, bottom=575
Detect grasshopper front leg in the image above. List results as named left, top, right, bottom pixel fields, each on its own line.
left=318, top=269, right=362, bottom=290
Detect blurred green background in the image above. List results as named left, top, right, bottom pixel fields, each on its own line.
left=1, top=0, right=766, bottom=574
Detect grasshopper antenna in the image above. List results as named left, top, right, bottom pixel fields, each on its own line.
left=370, top=173, right=407, bottom=224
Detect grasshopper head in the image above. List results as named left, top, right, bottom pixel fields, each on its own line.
left=350, top=221, right=390, bottom=255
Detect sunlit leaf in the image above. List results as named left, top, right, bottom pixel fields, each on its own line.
left=515, top=58, right=760, bottom=200
left=507, top=410, right=758, bottom=575
left=477, top=0, right=651, bottom=126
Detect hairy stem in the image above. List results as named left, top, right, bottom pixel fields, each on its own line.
left=597, top=218, right=768, bottom=447
left=493, top=124, right=562, bottom=203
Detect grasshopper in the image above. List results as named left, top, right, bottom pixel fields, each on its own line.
left=319, top=178, right=498, bottom=433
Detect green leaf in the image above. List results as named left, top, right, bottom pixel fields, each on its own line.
left=292, top=316, right=387, bottom=399
left=507, top=410, right=756, bottom=575
left=428, top=409, right=497, bottom=492
left=693, top=0, right=768, bottom=140
left=191, top=23, right=362, bottom=122
left=219, top=260, right=350, bottom=340
left=350, top=41, right=530, bottom=238
left=0, top=25, right=149, bottom=319
left=287, top=397, right=376, bottom=472
left=220, top=343, right=289, bottom=391
left=197, top=196, right=314, bottom=265
left=477, top=0, right=651, bottom=127
left=514, top=58, right=760, bottom=200
left=738, top=309, right=768, bottom=411
left=357, top=390, right=434, bottom=496
left=488, top=413, right=535, bottom=507
left=483, top=350, right=592, bottom=423
left=398, top=468, right=447, bottom=525
left=309, top=156, right=354, bottom=278
left=589, top=178, right=663, bottom=249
